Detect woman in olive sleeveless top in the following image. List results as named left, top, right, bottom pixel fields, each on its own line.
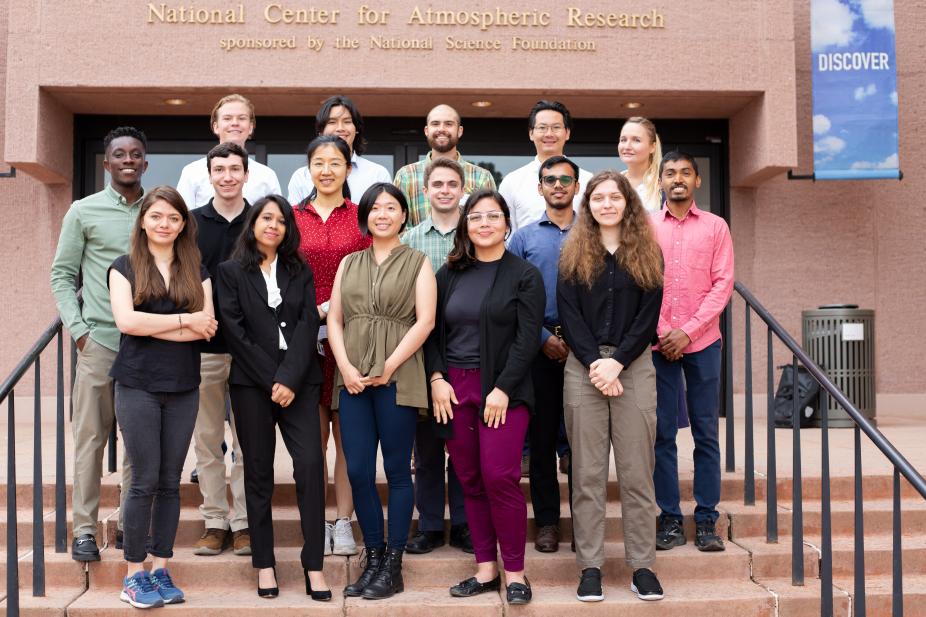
left=327, top=183, right=436, bottom=600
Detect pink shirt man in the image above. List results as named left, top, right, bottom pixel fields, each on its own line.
left=651, top=202, right=734, bottom=353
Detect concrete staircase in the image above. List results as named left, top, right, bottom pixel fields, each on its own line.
left=1, top=468, right=924, bottom=617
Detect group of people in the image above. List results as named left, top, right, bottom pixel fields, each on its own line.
left=50, top=93, right=733, bottom=609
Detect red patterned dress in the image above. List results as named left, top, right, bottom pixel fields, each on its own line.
left=294, top=198, right=372, bottom=407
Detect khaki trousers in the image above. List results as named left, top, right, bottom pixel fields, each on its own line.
left=564, top=347, right=658, bottom=571
left=193, top=353, right=247, bottom=531
left=71, top=337, right=132, bottom=538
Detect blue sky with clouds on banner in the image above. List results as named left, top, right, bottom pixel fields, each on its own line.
left=812, top=0, right=898, bottom=174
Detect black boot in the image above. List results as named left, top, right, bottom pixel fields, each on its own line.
left=343, top=546, right=385, bottom=597
left=361, top=547, right=404, bottom=600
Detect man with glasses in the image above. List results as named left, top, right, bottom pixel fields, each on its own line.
left=394, top=104, right=496, bottom=227
left=508, top=155, right=578, bottom=554
left=499, top=101, right=592, bottom=232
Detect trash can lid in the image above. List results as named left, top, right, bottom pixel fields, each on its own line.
left=818, top=304, right=859, bottom=309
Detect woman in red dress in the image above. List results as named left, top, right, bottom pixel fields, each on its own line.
left=293, top=135, right=370, bottom=557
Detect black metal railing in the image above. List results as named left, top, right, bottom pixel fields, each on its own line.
left=0, top=316, right=81, bottom=615
left=727, top=281, right=926, bottom=616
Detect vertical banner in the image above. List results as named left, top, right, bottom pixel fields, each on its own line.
left=811, top=0, right=900, bottom=180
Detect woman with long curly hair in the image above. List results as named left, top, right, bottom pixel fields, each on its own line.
left=557, top=171, right=665, bottom=603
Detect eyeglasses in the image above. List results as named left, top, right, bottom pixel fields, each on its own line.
left=465, top=211, right=505, bottom=224
left=533, top=124, right=565, bottom=135
left=541, top=175, right=576, bottom=187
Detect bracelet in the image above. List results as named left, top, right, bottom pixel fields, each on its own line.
left=430, top=376, right=445, bottom=384
left=178, top=314, right=183, bottom=334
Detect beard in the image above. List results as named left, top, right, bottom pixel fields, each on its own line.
left=428, top=132, right=459, bottom=154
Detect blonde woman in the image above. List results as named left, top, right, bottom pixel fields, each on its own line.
left=618, top=117, right=663, bottom=213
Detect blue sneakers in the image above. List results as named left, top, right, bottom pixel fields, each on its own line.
left=120, top=570, right=165, bottom=609
left=150, top=567, right=186, bottom=604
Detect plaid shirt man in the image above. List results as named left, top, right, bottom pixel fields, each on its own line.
left=394, top=152, right=496, bottom=227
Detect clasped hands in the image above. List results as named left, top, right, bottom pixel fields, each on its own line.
left=589, top=357, right=624, bottom=397
left=341, top=361, right=396, bottom=395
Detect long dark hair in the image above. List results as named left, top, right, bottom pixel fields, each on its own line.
left=129, top=186, right=204, bottom=310
left=301, top=135, right=352, bottom=205
left=231, top=195, right=306, bottom=275
left=446, top=188, right=510, bottom=271
left=559, top=171, right=663, bottom=290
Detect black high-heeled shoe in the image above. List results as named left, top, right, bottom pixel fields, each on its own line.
left=305, top=569, right=332, bottom=602
left=257, top=566, right=278, bottom=599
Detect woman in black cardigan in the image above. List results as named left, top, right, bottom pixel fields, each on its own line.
left=216, top=195, right=330, bottom=602
left=424, top=188, right=545, bottom=605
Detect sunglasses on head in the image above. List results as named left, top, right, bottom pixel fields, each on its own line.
left=541, top=174, right=576, bottom=187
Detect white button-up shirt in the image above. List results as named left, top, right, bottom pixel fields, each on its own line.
left=498, top=157, right=593, bottom=232
left=177, top=157, right=281, bottom=209
left=287, top=152, right=391, bottom=205
left=260, top=257, right=288, bottom=350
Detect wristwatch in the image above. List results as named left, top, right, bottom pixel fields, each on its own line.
left=321, top=301, right=330, bottom=314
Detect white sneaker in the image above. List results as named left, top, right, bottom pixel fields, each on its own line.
left=332, top=517, right=358, bottom=556
left=324, top=522, right=334, bottom=556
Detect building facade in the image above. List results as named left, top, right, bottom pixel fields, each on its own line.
left=0, top=0, right=922, bottom=407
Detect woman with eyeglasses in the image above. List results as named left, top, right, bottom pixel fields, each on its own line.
left=327, top=182, right=436, bottom=600
left=425, top=188, right=545, bottom=605
left=618, top=117, right=664, bottom=213
left=293, top=135, right=370, bottom=558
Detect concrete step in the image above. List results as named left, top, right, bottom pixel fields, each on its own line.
left=833, top=573, right=926, bottom=617
left=86, top=547, right=348, bottom=591
left=496, top=577, right=774, bottom=617
left=726, top=497, right=926, bottom=539
left=0, top=585, right=85, bottom=617
left=109, top=500, right=728, bottom=550
left=754, top=577, right=851, bottom=617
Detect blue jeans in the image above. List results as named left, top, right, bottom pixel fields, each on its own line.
left=339, top=383, right=418, bottom=550
left=652, top=339, right=722, bottom=525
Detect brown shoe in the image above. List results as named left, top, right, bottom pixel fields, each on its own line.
left=232, top=528, right=252, bottom=556
left=534, top=525, right=560, bottom=553
left=193, top=528, right=229, bottom=556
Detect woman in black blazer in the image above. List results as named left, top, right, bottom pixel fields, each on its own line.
left=216, top=195, right=330, bottom=602
left=424, top=189, right=545, bottom=605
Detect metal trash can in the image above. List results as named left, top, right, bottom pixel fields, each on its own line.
left=801, top=305, right=876, bottom=428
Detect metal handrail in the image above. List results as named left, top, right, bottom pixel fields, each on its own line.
left=0, top=314, right=72, bottom=617
left=0, top=317, right=63, bottom=402
left=734, top=281, right=926, bottom=498
left=732, top=280, right=923, bottom=616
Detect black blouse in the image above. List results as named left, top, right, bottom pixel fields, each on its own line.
left=557, top=251, right=663, bottom=369
left=108, top=255, right=209, bottom=393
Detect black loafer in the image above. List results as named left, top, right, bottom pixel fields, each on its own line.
left=72, top=534, right=100, bottom=562
left=406, top=530, right=445, bottom=554
left=506, top=578, right=532, bottom=605
left=449, top=575, right=501, bottom=597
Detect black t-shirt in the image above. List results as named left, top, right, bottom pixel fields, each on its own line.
left=193, top=199, right=250, bottom=354
left=445, top=260, right=499, bottom=368
left=107, top=255, right=210, bottom=393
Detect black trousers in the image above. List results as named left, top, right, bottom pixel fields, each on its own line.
left=231, top=383, right=324, bottom=570
left=528, top=353, right=572, bottom=527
